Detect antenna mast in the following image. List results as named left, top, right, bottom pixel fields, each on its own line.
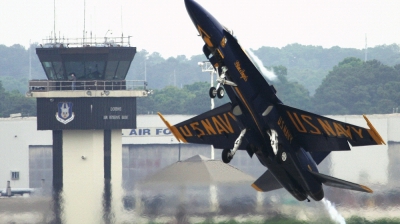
left=29, top=39, right=32, bottom=80
left=364, top=34, right=368, bottom=62
left=144, top=60, right=147, bottom=81
left=54, top=0, right=56, bottom=43
left=83, top=0, right=86, bottom=44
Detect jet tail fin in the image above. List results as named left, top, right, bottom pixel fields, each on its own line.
left=309, top=170, right=373, bottom=193
left=251, top=170, right=283, bottom=192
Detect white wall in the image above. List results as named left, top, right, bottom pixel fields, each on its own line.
left=328, top=115, right=390, bottom=185
left=0, top=115, right=192, bottom=189
left=0, top=113, right=398, bottom=189
left=0, top=117, right=51, bottom=189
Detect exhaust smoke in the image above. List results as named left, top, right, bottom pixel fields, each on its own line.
left=246, top=48, right=277, bottom=81
left=322, top=198, right=346, bottom=224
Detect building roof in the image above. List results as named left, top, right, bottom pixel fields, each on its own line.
left=139, top=154, right=255, bottom=186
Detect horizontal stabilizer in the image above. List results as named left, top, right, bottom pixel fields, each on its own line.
left=309, top=170, right=373, bottom=193
left=310, top=151, right=331, bottom=165
left=252, top=170, right=283, bottom=192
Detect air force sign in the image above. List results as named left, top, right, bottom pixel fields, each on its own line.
left=56, top=102, right=75, bottom=124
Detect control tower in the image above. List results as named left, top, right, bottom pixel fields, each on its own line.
left=27, top=36, right=148, bottom=223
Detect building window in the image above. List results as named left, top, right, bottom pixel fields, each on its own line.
left=11, top=171, right=19, bottom=180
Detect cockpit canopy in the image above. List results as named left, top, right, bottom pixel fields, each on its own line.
left=223, top=25, right=234, bottom=36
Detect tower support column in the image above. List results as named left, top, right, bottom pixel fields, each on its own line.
left=52, top=130, right=63, bottom=188
left=63, top=130, right=105, bottom=224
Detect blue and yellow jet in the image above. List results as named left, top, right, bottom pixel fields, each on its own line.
left=159, top=0, right=385, bottom=201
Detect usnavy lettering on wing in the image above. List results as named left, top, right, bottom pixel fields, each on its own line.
left=56, top=102, right=75, bottom=124
left=286, top=111, right=361, bottom=139
left=276, top=104, right=386, bottom=146
left=179, top=112, right=236, bottom=139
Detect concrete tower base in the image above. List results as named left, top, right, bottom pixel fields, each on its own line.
left=53, top=129, right=123, bottom=223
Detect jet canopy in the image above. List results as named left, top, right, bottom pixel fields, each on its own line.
left=223, top=25, right=234, bottom=36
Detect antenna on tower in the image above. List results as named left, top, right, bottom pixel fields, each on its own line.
left=29, top=39, right=32, bottom=80
left=364, top=33, right=368, bottom=62
left=83, top=0, right=86, bottom=44
left=54, top=0, right=56, bottom=43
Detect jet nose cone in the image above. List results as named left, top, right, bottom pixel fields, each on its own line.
left=184, top=0, right=196, bottom=10
left=184, top=0, right=201, bottom=24
left=184, top=0, right=194, bottom=6
left=184, top=0, right=219, bottom=29
left=184, top=0, right=224, bottom=48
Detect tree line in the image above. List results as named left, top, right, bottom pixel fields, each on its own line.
left=137, top=58, right=400, bottom=115
left=313, top=57, right=400, bottom=114
left=0, top=82, right=36, bottom=117
left=0, top=43, right=399, bottom=117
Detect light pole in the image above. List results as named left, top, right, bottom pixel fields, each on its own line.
left=198, top=61, right=216, bottom=159
left=198, top=61, right=216, bottom=110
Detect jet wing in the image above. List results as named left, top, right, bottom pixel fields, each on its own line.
left=158, top=103, right=245, bottom=150
left=275, top=104, right=385, bottom=152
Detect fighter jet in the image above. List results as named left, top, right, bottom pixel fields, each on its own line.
left=158, top=0, right=385, bottom=201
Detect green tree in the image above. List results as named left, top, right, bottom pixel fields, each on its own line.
left=137, top=82, right=229, bottom=115
left=0, top=81, right=36, bottom=117
left=313, top=57, right=400, bottom=115
left=253, top=44, right=400, bottom=95
left=137, top=85, right=196, bottom=114
left=269, top=65, right=312, bottom=110
left=182, top=82, right=211, bottom=114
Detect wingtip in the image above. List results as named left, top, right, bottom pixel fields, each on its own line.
left=157, top=112, right=172, bottom=129
left=361, top=185, right=373, bottom=193
left=158, top=112, right=169, bottom=127
left=157, top=112, right=187, bottom=143
left=157, top=112, right=163, bottom=120
left=251, top=183, right=263, bottom=192
left=363, top=114, right=386, bottom=145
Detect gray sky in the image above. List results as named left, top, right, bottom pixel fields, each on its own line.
left=1, top=0, right=399, bottom=58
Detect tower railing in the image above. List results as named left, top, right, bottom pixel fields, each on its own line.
left=28, top=80, right=147, bottom=92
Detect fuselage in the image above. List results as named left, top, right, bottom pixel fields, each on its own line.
left=185, top=0, right=324, bottom=201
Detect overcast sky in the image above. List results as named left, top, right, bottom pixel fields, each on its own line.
left=1, top=0, right=399, bottom=58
